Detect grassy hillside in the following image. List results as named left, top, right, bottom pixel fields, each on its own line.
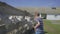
left=44, top=20, right=60, bottom=34
left=17, top=7, right=60, bottom=15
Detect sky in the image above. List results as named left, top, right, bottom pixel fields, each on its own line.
left=0, top=0, right=60, bottom=7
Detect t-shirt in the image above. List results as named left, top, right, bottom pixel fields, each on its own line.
left=35, top=17, right=44, bottom=30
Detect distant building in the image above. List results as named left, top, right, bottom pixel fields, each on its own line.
left=46, top=14, right=60, bottom=20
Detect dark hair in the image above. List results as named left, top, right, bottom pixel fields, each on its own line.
left=37, top=13, right=40, bottom=16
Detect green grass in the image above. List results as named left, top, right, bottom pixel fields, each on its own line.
left=44, top=20, right=60, bottom=34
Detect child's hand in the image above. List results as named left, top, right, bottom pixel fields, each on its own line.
left=33, top=26, right=36, bottom=31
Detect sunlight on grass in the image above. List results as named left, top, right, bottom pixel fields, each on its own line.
left=44, top=20, right=60, bottom=34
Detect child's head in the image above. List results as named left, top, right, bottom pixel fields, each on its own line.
left=35, top=11, right=40, bottom=16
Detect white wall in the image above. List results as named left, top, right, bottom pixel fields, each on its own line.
left=46, top=14, right=60, bottom=20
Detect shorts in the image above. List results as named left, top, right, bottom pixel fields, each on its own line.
left=35, top=28, right=44, bottom=34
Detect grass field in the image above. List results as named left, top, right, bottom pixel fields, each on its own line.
left=44, top=20, right=60, bottom=34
